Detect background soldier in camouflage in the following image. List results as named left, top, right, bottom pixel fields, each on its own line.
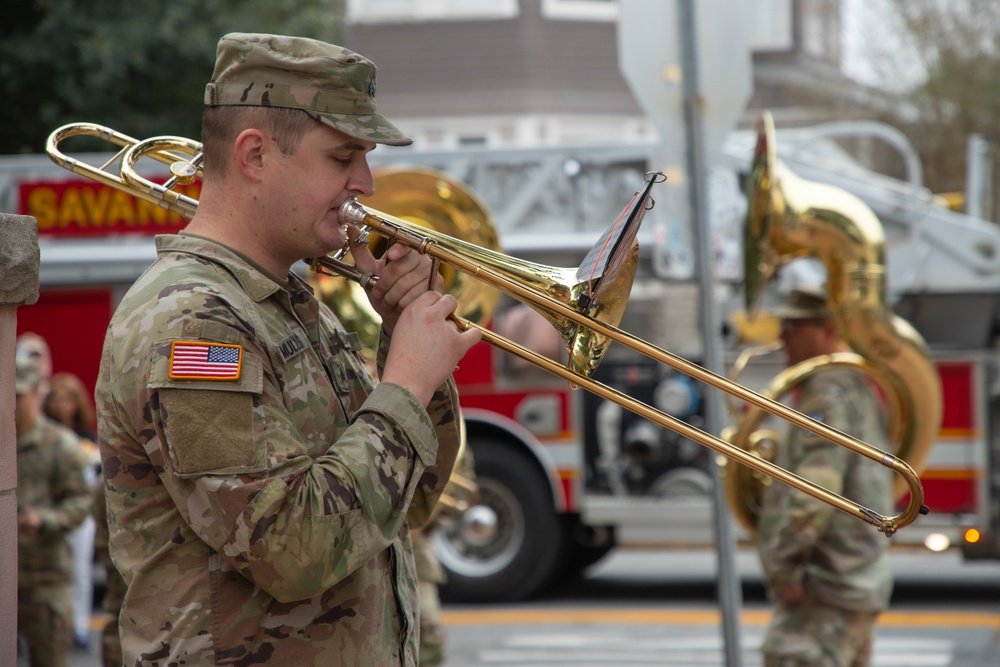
left=413, top=529, right=448, bottom=666
left=96, top=32, right=481, bottom=667
left=92, top=482, right=125, bottom=667
left=413, top=446, right=478, bottom=666
left=15, top=355, right=93, bottom=667
left=756, top=288, right=894, bottom=667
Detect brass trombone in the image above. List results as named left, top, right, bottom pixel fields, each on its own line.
left=46, top=122, right=927, bottom=537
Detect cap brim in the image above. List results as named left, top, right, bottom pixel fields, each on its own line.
left=312, top=112, right=413, bottom=147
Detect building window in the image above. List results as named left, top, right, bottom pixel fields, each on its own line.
left=347, top=0, right=519, bottom=22
left=541, top=0, right=618, bottom=22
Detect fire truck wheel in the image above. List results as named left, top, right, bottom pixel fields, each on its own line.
left=435, top=437, right=564, bottom=603
left=558, top=521, right=615, bottom=580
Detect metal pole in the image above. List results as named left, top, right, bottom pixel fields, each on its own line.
left=966, top=133, right=989, bottom=221
left=677, top=1, right=744, bottom=665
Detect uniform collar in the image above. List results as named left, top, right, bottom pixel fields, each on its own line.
left=154, top=233, right=302, bottom=302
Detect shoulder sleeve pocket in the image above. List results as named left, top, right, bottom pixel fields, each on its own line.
left=150, top=342, right=266, bottom=477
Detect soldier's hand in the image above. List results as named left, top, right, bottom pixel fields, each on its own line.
left=349, top=226, right=443, bottom=336
left=381, top=291, right=481, bottom=405
left=18, top=507, right=42, bottom=536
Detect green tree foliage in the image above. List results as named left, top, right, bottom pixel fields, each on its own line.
left=0, top=0, right=344, bottom=154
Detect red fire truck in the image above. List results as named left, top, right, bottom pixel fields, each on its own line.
left=5, top=127, right=999, bottom=604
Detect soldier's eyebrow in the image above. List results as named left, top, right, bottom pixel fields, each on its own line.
left=334, top=141, right=375, bottom=153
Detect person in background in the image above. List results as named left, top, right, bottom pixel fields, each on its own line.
left=45, top=372, right=97, bottom=442
left=16, top=354, right=93, bottom=667
left=96, top=32, right=479, bottom=666
left=495, top=302, right=564, bottom=374
left=16, top=332, right=53, bottom=386
left=92, top=481, right=126, bottom=667
left=413, top=446, right=478, bottom=666
left=44, top=371, right=102, bottom=651
left=756, top=288, right=894, bottom=667
left=412, top=527, right=447, bottom=666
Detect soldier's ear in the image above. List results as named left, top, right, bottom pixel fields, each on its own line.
left=233, top=129, right=267, bottom=182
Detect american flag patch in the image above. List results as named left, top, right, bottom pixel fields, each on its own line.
left=169, top=341, right=243, bottom=380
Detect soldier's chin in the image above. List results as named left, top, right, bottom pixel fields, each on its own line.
left=322, top=224, right=348, bottom=255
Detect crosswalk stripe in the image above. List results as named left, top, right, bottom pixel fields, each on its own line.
left=470, top=632, right=954, bottom=666
left=442, top=607, right=1000, bottom=628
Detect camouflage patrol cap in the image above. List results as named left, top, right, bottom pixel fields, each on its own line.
left=205, top=32, right=412, bottom=146
left=15, top=355, right=40, bottom=396
left=769, top=287, right=830, bottom=320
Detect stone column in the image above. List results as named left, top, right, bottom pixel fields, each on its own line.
left=1, top=214, right=40, bottom=664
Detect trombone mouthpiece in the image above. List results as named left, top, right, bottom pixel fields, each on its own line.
left=339, top=198, right=367, bottom=227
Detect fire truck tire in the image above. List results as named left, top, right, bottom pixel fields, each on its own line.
left=559, top=521, right=615, bottom=578
left=435, top=437, right=565, bottom=603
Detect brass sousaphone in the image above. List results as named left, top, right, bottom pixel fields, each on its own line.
left=723, top=112, right=942, bottom=534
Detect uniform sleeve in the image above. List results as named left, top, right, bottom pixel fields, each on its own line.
left=39, top=432, right=94, bottom=535
left=374, top=326, right=463, bottom=530
left=756, top=384, right=852, bottom=594
left=105, top=283, right=454, bottom=603
left=405, top=379, right=462, bottom=529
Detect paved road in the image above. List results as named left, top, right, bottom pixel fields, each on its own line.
left=53, top=547, right=1000, bottom=667
left=439, top=547, right=1000, bottom=666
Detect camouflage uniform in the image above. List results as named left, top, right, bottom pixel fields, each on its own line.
left=17, top=415, right=93, bottom=667
left=96, top=233, right=461, bottom=666
left=757, top=369, right=893, bottom=667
